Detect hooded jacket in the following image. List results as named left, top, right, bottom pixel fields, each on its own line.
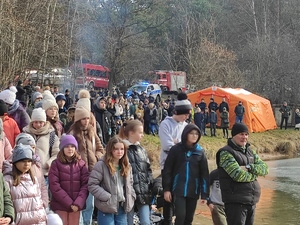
left=93, top=97, right=116, bottom=144
left=0, top=173, right=14, bottom=223
left=2, top=115, right=20, bottom=147
left=8, top=100, right=30, bottom=131
left=162, top=124, right=209, bottom=200
left=88, top=159, right=136, bottom=213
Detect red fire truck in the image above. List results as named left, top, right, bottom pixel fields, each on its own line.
left=149, top=70, right=187, bottom=94
left=74, top=63, right=110, bottom=89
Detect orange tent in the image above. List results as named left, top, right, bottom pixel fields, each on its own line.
left=187, top=86, right=277, bottom=132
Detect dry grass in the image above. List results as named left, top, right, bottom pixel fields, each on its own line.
left=141, top=128, right=300, bottom=171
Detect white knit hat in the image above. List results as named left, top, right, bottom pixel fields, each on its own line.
left=76, top=89, right=91, bottom=112
left=42, top=90, right=56, bottom=102
left=9, top=86, right=18, bottom=94
left=42, top=99, right=58, bottom=111
left=31, top=108, right=47, bottom=122
left=0, top=89, right=16, bottom=105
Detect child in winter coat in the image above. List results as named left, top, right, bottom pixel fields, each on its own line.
left=67, top=106, right=105, bottom=225
left=14, top=133, right=49, bottom=207
left=88, top=136, right=136, bottom=225
left=119, top=119, right=153, bottom=225
left=4, top=144, right=47, bottom=224
left=23, top=108, right=60, bottom=178
left=48, top=135, right=89, bottom=225
left=163, top=124, right=209, bottom=225
left=209, top=108, right=218, bottom=137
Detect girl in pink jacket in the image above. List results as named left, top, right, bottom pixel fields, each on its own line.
left=4, top=144, right=47, bottom=225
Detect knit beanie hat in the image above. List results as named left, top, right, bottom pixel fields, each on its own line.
left=59, top=134, right=78, bottom=151
left=31, top=108, right=47, bottom=122
left=42, top=99, right=58, bottom=111
left=15, top=133, right=36, bottom=147
left=12, top=143, right=33, bottom=163
left=55, top=94, right=66, bottom=102
left=0, top=100, right=8, bottom=116
left=43, top=90, right=56, bottom=102
left=0, top=89, right=16, bottom=105
left=76, top=89, right=91, bottom=112
left=74, top=106, right=90, bottom=122
left=231, top=123, right=249, bottom=137
left=9, top=86, right=18, bottom=94
left=32, top=92, right=43, bottom=104
left=174, top=93, right=192, bottom=115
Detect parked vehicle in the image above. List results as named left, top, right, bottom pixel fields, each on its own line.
left=73, top=63, right=110, bottom=89
left=126, top=82, right=162, bottom=102
left=149, top=70, right=187, bottom=94
left=28, top=68, right=72, bottom=87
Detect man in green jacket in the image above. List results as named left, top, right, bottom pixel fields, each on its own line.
left=216, top=123, right=268, bottom=225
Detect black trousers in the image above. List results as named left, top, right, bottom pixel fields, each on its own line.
left=174, top=196, right=198, bottom=225
left=280, top=117, right=288, bottom=129
left=225, top=203, right=256, bottom=225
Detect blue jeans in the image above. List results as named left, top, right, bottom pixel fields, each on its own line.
left=235, top=116, right=243, bottom=123
left=79, top=193, right=94, bottom=225
left=127, top=203, right=150, bottom=225
left=97, top=206, right=127, bottom=225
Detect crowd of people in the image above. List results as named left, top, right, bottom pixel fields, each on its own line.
left=0, top=80, right=271, bottom=225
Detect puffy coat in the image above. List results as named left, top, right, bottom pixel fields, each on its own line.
left=2, top=159, right=48, bottom=209
left=4, top=173, right=47, bottom=225
left=48, top=157, right=89, bottom=212
left=124, top=140, right=153, bottom=205
left=2, top=115, right=20, bottom=147
left=23, top=122, right=60, bottom=176
left=220, top=111, right=229, bottom=128
left=88, top=159, right=136, bottom=213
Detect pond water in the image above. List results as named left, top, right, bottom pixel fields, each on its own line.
left=195, top=158, right=300, bottom=225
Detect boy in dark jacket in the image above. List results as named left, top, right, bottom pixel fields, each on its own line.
left=163, top=124, right=209, bottom=225
left=209, top=108, right=218, bottom=136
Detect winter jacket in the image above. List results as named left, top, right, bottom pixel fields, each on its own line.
left=23, top=122, right=60, bottom=176
left=295, top=111, right=300, bottom=124
left=2, top=159, right=48, bottom=209
left=234, top=104, right=245, bottom=117
left=124, top=140, right=153, bottom=205
left=93, top=98, right=116, bottom=144
left=208, top=101, right=218, bottom=112
left=68, top=125, right=104, bottom=172
left=2, top=115, right=20, bottom=147
left=219, top=102, right=229, bottom=113
left=209, top=111, right=217, bottom=124
left=279, top=105, right=291, bottom=118
left=220, top=111, right=229, bottom=128
left=49, top=157, right=89, bottom=212
left=88, top=159, right=136, bottom=213
left=198, top=102, right=206, bottom=112
left=216, top=139, right=268, bottom=205
left=159, top=116, right=188, bottom=170
left=0, top=173, right=14, bottom=223
left=162, top=124, right=209, bottom=200
left=194, top=112, right=204, bottom=129
left=4, top=173, right=47, bottom=225
left=8, top=100, right=30, bottom=131
left=0, top=133, right=12, bottom=171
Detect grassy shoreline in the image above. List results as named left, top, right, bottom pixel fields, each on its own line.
left=143, top=128, right=300, bottom=171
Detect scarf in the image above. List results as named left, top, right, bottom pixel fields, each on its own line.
left=8, top=99, right=20, bottom=114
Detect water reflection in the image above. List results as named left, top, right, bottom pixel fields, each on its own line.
left=256, top=158, right=300, bottom=225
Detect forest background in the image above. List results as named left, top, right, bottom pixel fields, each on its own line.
left=1, top=0, right=300, bottom=104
